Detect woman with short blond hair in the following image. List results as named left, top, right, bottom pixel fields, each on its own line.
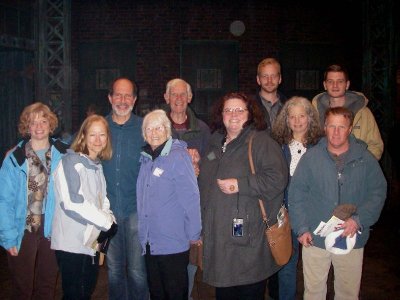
left=0, top=102, right=68, bottom=299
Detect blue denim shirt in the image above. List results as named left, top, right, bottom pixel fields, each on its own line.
left=102, top=113, right=144, bottom=219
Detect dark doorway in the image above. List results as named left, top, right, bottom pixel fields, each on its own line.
left=280, top=43, right=349, bottom=99
left=78, top=41, right=136, bottom=129
left=181, top=40, right=239, bottom=124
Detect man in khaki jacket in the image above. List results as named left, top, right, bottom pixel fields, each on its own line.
left=312, top=64, right=383, bottom=160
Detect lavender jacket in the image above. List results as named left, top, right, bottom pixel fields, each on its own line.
left=136, top=138, right=201, bottom=255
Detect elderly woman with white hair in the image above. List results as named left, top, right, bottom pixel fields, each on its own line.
left=136, top=109, right=202, bottom=300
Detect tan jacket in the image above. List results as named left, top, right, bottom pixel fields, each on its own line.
left=312, top=91, right=384, bottom=160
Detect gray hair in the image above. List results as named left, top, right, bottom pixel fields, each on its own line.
left=142, top=109, right=172, bottom=139
left=165, top=78, right=192, bottom=98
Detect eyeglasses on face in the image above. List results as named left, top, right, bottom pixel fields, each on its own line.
left=145, top=126, right=166, bottom=133
left=222, top=107, right=248, bottom=114
left=112, top=93, right=134, bottom=101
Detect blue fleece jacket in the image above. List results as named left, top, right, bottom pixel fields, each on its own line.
left=288, top=136, right=387, bottom=249
left=0, top=139, right=67, bottom=251
left=136, top=138, right=201, bottom=255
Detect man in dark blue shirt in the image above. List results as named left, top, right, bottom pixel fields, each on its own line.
left=102, top=77, right=149, bottom=300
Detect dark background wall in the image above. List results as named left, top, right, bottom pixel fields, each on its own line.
left=70, top=0, right=362, bottom=128
left=2, top=0, right=399, bottom=163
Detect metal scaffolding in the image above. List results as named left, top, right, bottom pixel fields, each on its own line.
left=362, top=0, right=398, bottom=142
left=36, top=0, right=71, bottom=134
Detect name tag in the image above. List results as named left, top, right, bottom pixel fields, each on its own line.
left=207, top=151, right=216, bottom=161
left=153, top=167, right=164, bottom=177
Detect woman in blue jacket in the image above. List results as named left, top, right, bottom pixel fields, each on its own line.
left=136, top=109, right=201, bottom=300
left=271, top=96, right=322, bottom=300
left=0, top=102, right=68, bottom=299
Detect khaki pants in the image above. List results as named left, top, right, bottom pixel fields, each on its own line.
left=302, top=246, right=363, bottom=300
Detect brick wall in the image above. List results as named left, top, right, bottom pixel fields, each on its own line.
left=71, top=0, right=361, bottom=126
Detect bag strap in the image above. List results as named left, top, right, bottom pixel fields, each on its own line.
left=248, top=133, right=271, bottom=229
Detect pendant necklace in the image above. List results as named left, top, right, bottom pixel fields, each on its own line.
left=222, top=137, right=228, bottom=153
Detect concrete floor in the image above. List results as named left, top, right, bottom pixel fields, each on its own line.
left=0, top=178, right=399, bottom=299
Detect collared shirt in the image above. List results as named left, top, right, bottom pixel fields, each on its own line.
left=102, top=113, right=144, bottom=219
left=259, top=93, right=283, bottom=126
left=163, top=105, right=211, bottom=156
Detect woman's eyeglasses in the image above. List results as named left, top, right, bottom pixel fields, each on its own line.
left=222, top=107, right=248, bottom=114
left=145, top=126, right=166, bottom=133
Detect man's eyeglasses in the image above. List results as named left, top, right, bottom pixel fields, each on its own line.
left=222, top=107, right=248, bottom=114
left=145, top=126, right=166, bottom=133
left=112, top=93, right=134, bottom=101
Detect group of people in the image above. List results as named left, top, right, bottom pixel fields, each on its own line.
left=0, top=57, right=387, bottom=300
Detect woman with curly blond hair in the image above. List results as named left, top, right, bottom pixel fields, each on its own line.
left=0, top=102, right=68, bottom=299
left=271, top=96, right=322, bottom=300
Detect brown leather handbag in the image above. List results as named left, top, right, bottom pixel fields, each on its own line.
left=248, top=133, right=293, bottom=266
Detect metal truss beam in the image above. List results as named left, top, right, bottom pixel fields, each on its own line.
left=362, top=0, right=397, bottom=141
left=36, top=0, right=71, bottom=133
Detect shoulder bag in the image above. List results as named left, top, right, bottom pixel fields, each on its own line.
left=248, top=133, right=293, bottom=266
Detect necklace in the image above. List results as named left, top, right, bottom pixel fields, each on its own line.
left=222, top=135, right=233, bottom=153
left=222, top=139, right=228, bottom=153
left=290, top=140, right=306, bottom=155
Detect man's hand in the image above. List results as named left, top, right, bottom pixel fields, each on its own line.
left=340, top=218, right=359, bottom=238
left=187, top=148, right=200, bottom=164
left=298, top=232, right=313, bottom=247
left=187, top=148, right=200, bottom=177
left=190, top=239, right=203, bottom=246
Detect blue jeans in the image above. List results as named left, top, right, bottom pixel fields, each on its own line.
left=107, top=212, right=149, bottom=300
left=278, top=230, right=299, bottom=300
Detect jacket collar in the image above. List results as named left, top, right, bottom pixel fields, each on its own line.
left=13, top=138, right=68, bottom=166
left=318, top=135, right=368, bottom=164
left=141, top=137, right=173, bottom=160
left=106, top=112, right=140, bottom=128
left=163, top=104, right=200, bottom=131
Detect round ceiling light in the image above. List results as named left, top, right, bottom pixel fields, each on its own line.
left=230, top=20, right=245, bottom=37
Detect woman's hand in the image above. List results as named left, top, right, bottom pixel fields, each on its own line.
left=217, top=178, right=238, bottom=194
left=7, top=246, right=18, bottom=256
